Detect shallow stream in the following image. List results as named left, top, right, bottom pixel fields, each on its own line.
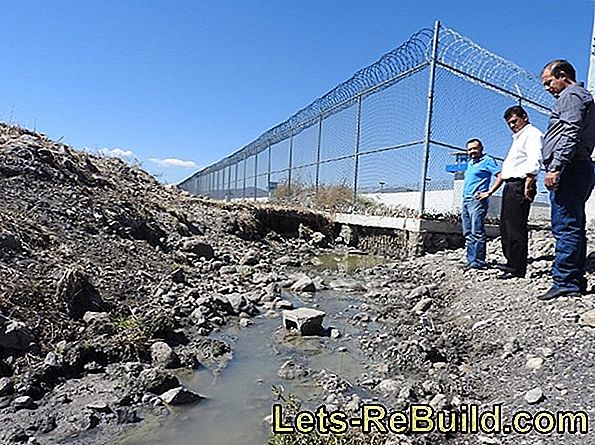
left=118, top=255, right=384, bottom=445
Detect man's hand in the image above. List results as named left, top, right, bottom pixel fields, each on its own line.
left=544, top=171, right=561, bottom=190
left=476, top=191, right=491, bottom=201
left=524, top=176, right=537, bottom=202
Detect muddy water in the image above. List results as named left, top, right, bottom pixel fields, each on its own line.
left=117, top=288, right=378, bottom=445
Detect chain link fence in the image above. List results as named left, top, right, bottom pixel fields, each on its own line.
left=179, top=22, right=554, bottom=217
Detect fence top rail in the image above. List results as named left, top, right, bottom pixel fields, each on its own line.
left=181, top=21, right=554, bottom=185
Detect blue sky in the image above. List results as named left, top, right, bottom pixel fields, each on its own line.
left=1, top=0, right=593, bottom=183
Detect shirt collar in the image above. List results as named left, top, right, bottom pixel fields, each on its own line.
left=512, top=123, right=530, bottom=139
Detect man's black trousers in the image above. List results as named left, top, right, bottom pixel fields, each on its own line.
left=500, top=179, right=532, bottom=277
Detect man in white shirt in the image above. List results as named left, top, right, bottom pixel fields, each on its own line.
left=478, top=105, right=543, bottom=278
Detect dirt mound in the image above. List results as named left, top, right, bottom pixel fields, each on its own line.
left=0, top=123, right=337, bottom=444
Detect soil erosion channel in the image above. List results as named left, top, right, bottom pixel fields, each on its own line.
left=117, top=255, right=382, bottom=445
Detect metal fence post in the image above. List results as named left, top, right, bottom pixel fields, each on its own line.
left=222, top=167, right=227, bottom=201
left=315, top=115, right=323, bottom=194
left=419, top=20, right=440, bottom=215
left=214, top=170, right=218, bottom=198
left=254, top=153, right=258, bottom=201
left=288, top=132, right=294, bottom=197
left=267, top=143, right=272, bottom=200
left=227, top=165, right=232, bottom=201
left=242, top=154, right=247, bottom=199
left=352, top=96, right=363, bottom=208
left=234, top=162, right=239, bottom=199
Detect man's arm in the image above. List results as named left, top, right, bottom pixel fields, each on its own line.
left=548, top=91, right=586, bottom=173
left=477, top=173, right=503, bottom=201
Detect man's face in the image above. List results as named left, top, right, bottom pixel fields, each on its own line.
left=542, top=68, right=567, bottom=97
left=506, top=114, right=529, bottom=134
left=466, top=141, right=483, bottom=159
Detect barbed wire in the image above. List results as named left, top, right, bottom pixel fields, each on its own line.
left=437, top=26, right=554, bottom=110
left=184, top=22, right=554, bottom=189
left=198, top=28, right=434, bottom=173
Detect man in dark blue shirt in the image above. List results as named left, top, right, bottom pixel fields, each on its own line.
left=462, top=139, right=501, bottom=269
left=539, top=60, right=595, bottom=301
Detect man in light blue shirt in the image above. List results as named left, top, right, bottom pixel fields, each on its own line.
left=462, top=138, right=502, bottom=269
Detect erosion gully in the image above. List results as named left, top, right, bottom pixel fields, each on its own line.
left=116, top=253, right=386, bottom=445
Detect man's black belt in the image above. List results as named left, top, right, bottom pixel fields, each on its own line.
left=504, top=177, right=525, bottom=183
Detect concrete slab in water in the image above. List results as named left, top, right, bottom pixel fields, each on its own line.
left=282, top=308, right=325, bottom=336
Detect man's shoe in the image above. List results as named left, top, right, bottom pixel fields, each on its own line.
left=495, top=264, right=516, bottom=273
left=497, top=272, right=523, bottom=280
left=537, top=287, right=581, bottom=301
left=578, top=277, right=588, bottom=294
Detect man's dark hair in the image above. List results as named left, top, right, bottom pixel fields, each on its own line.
left=503, top=105, right=528, bottom=121
left=543, top=59, right=577, bottom=81
left=466, top=138, right=483, bottom=149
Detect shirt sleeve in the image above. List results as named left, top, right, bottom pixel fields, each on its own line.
left=550, top=91, right=585, bottom=171
left=524, top=130, right=543, bottom=176
left=487, top=156, right=501, bottom=176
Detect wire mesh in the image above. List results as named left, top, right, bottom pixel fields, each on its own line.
left=318, top=157, right=356, bottom=190
left=271, top=139, right=290, bottom=173
left=245, top=154, right=256, bottom=181
left=360, top=70, right=428, bottom=154
left=355, top=144, right=425, bottom=210
left=320, top=104, right=357, bottom=162
left=291, top=122, right=319, bottom=168
left=180, top=22, right=556, bottom=217
left=256, top=148, right=268, bottom=176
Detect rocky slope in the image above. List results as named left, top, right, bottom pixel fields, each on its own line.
left=0, top=124, right=333, bottom=444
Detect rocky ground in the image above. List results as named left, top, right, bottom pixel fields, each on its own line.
left=312, top=229, right=595, bottom=445
left=1, top=123, right=594, bottom=445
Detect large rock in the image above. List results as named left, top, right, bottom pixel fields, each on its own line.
left=412, top=298, right=433, bottom=314
left=337, top=224, right=357, bottom=246
left=159, top=387, right=205, bottom=405
left=55, top=268, right=105, bottom=319
left=579, top=309, right=595, bottom=327
left=139, top=368, right=180, bottom=394
left=328, top=278, right=365, bottom=292
left=227, top=293, right=250, bottom=314
left=375, top=379, right=401, bottom=393
left=116, top=407, right=143, bottom=424
left=180, top=238, right=214, bottom=259
left=290, top=275, right=316, bottom=292
left=13, top=395, right=35, bottom=410
left=0, top=315, right=34, bottom=352
left=310, top=232, right=327, bottom=246
left=282, top=308, right=326, bottom=336
left=150, top=342, right=180, bottom=369
left=524, top=387, right=544, bottom=404
left=44, top=351, right=64, bottom=368
left=277, top=360, right=309, bottom=380
left=239, top=251, right=260, bottom=266
left=275, top=255, right=301, bottom=267
left=0, top=377, right=13, bottom=397
left=83, top=311, right=110, bottom=324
